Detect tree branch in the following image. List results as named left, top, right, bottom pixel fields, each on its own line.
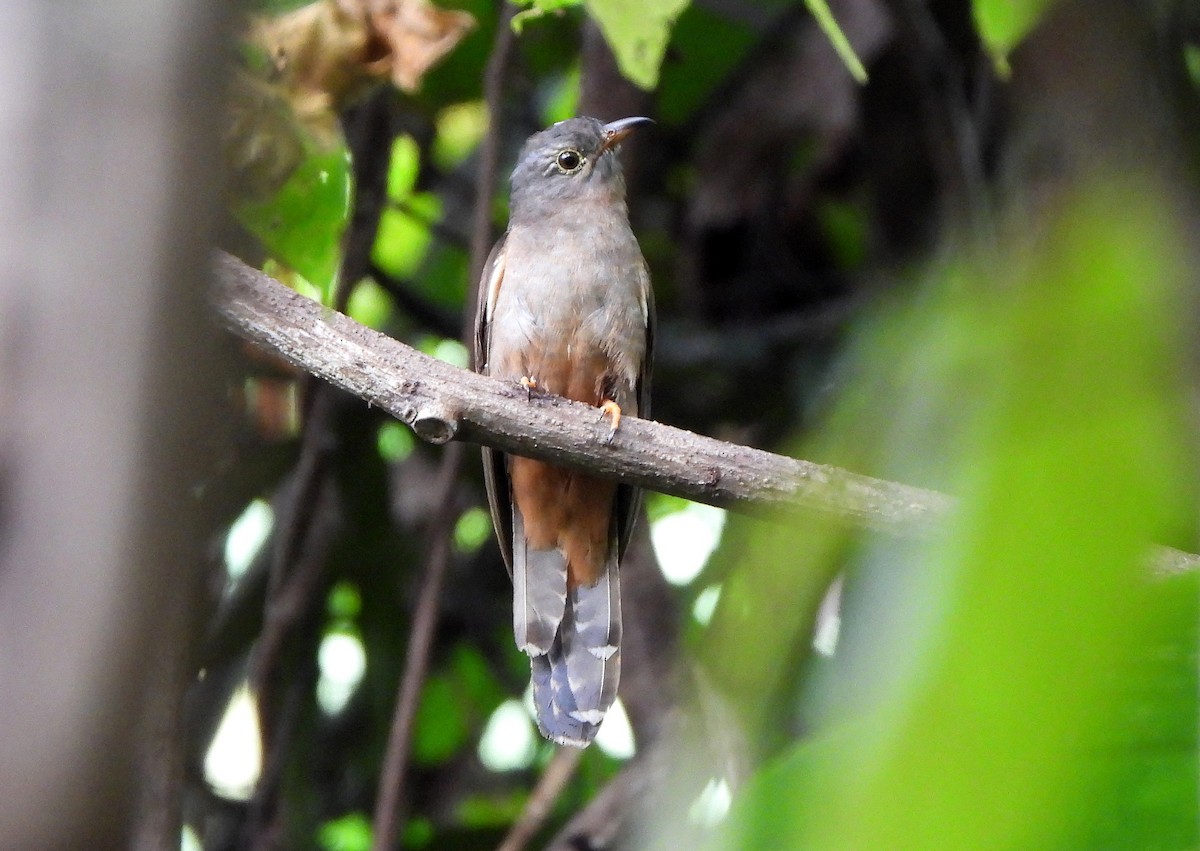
left=213, top=252, right=945, bottom=529
left=210, top=250, right=1200, bottom=575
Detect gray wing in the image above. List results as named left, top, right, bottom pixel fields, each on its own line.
left=614, top=260, right=654, bottom=560
left=474, top=234, right=514, bottom=576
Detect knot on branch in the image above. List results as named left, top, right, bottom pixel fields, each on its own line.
left=409, top=401, right=460, bottom=444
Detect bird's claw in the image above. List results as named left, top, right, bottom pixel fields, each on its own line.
left=599, top=400, right=621, bottom=444
left=519, top=376, right=538, bottom=401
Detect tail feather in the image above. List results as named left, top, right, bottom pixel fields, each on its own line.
left=527, top=557, right=622, bottom=748
left=530, top=645, right=594, bottom=746
left=560, top=557, right=621, bottom=724
left=512, top=505, right=567, bottom=655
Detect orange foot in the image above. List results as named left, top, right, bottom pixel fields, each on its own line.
left=519, top=376, right=538, bottom=400
left=599, top=400, right=622, bottom=443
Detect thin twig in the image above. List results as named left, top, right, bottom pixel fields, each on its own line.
left=371, top=7, right=516, bottom=848
left=496, top=747, right=586, bottom=851
left=467, top=1, right=516, bottom=297
left=370, top=442, right=466, bottom=851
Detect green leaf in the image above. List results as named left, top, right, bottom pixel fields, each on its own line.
left=386, top=135, right=421, bottom=201
left=453, top=507, right=493, bottom=553
left=235, top=145, right=351, bottom=300
left=326, top=581, right=362, bottom=620
left=656, top=5, right=757, bottom=125
left=584, top=0, right=691, bottom=90
left=455, top=791, right=528, bottom=828
left=413, top=675, right=469, bottom=764
left=317, top=812, right=372, bottom=851
left=541, top=63, right=581, bottom=126
left=413, top=645, right=506, bottom=764
left=510, top=0, right=583, bottom=33
left=433, top=101, right=488, bottom=170
left=972, top=0, right=1057, bottom=76
left=346, top=278, right=392, bottom=329
left=372, top=192, right=441, bottom=280
left=804, top=0, right=868, bottom=83
left=715, top=178, right=1198, bottom=849
left=376, top=420, right=416, bottom=463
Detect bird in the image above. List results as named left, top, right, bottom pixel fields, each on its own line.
left=473, top=116, right=654, bottom=747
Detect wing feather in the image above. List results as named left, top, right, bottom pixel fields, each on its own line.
left=614, top=260, right=654, bottom=560
left=475, top=235, right=514, bottom=575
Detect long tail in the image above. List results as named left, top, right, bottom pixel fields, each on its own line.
left=511, top=506, right=567, bottom=655
left=514, top=509, right=621, bottom=747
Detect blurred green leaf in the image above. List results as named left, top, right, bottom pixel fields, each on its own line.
left=714, top=178, right=1197, bottom=849
left=414, top=645, right=506, bottom=764
left=317, top=812, right=372, bottom=851
left=418, top=336, right=470, bottom=368
left=454, top=506, right=493, bottom=553
left=657, top=6, right=756, bottom=125
left=511, top=0, right=583, bottom=33
left=455, top=791, right=528, bottom=827
left=326, top=580, right=362, bottom=621
left=972, top=0, right=1057, bottom=75
left=404, top=817, right=433, bottom=848
left=372, top=192, right=441, bottom=280
left=377, top=420, right=416, bottom=463
left=433, top=101, right=487, bottom=170
left=817, top=199, right=868, bottom=269
left=584, top=0, right=691, bottom=90
left=346, top=278, right=393, bottom=329
left=1185, top=44, right=1200, bottom=88
left=413, top=675, right=469, bottom=764
left=541, top=63, right=581, bottom=126
left=387, top=135, right=421, bottom=201
left=645, top=492, right=691, bottom=522
left=803, top=0, right=868, bottom=83
left=236, top=145, right=351, bottom=300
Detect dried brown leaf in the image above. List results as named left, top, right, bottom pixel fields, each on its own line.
left=250, top=0, right=475, bottom=113
left=365, top=0, right=476, bottom=93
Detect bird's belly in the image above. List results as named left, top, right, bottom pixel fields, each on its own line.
left=490, top=278, right=642, bottom=409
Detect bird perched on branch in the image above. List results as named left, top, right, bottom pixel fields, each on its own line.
left=473, top=116, right=654, bottom=747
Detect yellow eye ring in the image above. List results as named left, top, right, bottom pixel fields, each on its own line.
left=556, top=149, right=583, bottom=171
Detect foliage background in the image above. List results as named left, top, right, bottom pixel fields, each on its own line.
left=184, top=0, right=1200, bottom=848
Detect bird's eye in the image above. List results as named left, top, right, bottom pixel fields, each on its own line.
left=556, top=149, right=583, bottom=172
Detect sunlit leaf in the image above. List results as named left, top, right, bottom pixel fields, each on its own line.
left=235, top=145, right=351, bottom=298
left=387, top=134, right=421, bottom=201
left=584, top=0, right=691, bottom=90
left=377, top=420, right=416, bottom=462
left=972, top=0, right=1057, bottom=76
left=326, top=580, right=363, bottom=621
left=433, top=101, right=487, bottom=169
left=453, top=506, right=493, bottom=553
left=455, top=791, right=528, bottom=827
left=317, top=812, right=372, bottom=851
left=510, top=0, right=583, bottom=33
left=803, top=0, right=867, bottom=83
left=346, top=278, right=393, bottom=329
left=715, top=178, right=1197, bottom=849
left=417, top=336, right=470, bottom=368
left=372, top=192, right=441, bottom=279
left=541, top=63, right=581, bottom=126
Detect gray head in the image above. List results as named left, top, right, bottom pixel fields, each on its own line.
left=508, top=116, right=652, bottom=223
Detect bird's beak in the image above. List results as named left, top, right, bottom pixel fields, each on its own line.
left=600, top=116, right=654, bottom=154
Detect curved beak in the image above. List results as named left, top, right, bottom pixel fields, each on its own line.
left=600, top=116, right=654, bottom=153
